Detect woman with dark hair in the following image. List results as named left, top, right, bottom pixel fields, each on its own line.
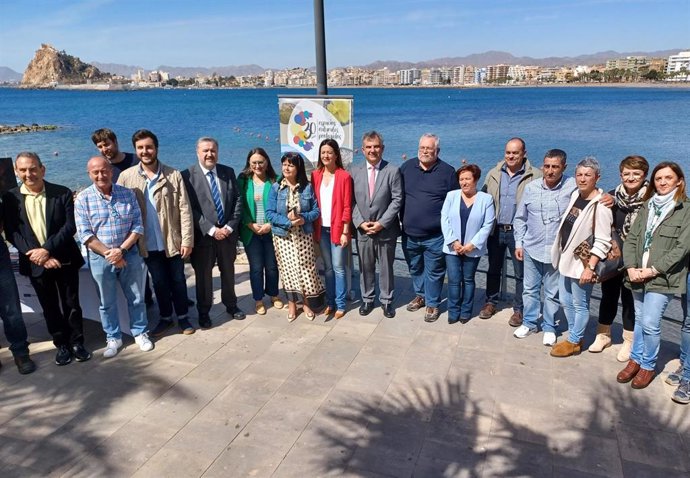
left=441, top=164, right=495, bottom=324
left=591, top=155, right=649, bottom=359
left=237, top=148, right=283, bottom=315
left=617, top=161, right=690, bottom=389
left=311, top=139, right=353, bottom=319
left=266, top=152, right=324, bottom=322
left=550, top=157, right=613, bottom=358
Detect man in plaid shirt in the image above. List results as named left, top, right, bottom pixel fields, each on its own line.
left=75, top=156, right=153, bottom=358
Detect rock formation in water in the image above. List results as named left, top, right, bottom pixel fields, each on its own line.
left=21, top=44, right=110, bottom=87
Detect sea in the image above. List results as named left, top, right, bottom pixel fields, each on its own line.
left=1, top=86, right=689, bottom=192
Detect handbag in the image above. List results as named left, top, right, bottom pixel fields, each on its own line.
left=572, top=202, right=622, bottom=283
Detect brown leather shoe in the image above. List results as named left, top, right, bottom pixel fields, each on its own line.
left=479, top=303, right=497, bottom=319
left=616, top=360, right=641, bottom=383
left=406, top=296, right=425, bottom=312
left=424, top=307, right=440, bottom=323
left=631, top=368, right=655, bottom=389
left=550, top=340, right=582, bottom=357
left=508, top=311, right=523, bottom=327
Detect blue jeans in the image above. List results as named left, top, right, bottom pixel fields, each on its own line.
left=145, top=251, right=189, bottom=318
left=0, top=241, right=30, bottom=356
left=522, top=252, right=559, bottom=333
left=402, top=232, right=446, bottom=308
left=630, top=290, right=673, bottom=371
left=486, top=229, right=524, bottom=312
left=320, top=227, right=347, bottom=310
left=682, top=275, right=690, bottom=379
left=89, top=248, right=148, bottom=340
left=244, top=233, right=279, bottom=301
left=445, top=254, right=480, bottom=320
left=559, top=275, right=593, bottom=344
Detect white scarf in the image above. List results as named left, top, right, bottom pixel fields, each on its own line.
left=641, top=188, right=677, bottom=267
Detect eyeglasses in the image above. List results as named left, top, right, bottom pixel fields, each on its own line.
left=621, top=172, right=644, bottom=179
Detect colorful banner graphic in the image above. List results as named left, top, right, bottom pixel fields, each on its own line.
left=278, top=96, right=354, bottom=170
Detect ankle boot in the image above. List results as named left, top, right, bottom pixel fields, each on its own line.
left=589, top=324, right=612, bottom=353
left=617, top=329, right=634, bottom=362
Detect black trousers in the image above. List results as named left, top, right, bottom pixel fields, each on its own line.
left=191, top=236, right=237, bottom=315
left=29, top=264, right=84, bottom=347
left=598, top=271, right=635, bottom=331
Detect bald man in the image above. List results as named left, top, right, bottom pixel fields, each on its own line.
left=74, top=156, right=153, bottom=358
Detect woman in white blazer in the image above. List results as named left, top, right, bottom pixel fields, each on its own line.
left=551, top=157, right=613, bottom=357
left=441, top=164, right=495, bottom=324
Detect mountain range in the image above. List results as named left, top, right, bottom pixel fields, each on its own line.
left=0, top=48, right=683, bottom=82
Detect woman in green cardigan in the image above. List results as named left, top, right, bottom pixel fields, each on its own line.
left=238, top=148, right=284, bottom=315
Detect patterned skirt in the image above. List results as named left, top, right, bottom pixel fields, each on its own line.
left=273, top=227, right=325, bottom=308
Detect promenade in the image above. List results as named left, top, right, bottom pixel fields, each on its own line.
left=1, top=259, right=688, bottom=477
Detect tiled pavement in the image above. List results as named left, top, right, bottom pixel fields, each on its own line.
left=1, top=260, right=689, bottom=478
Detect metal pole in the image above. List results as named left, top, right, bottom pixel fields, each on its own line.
left=314, top=0, right=328, bottom=95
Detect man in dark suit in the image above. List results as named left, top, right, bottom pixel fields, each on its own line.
left=182, top=137, right=245, bottom=328
left=2, top=152, right=91, bottom=366
left=351, top=131, right=403, bottom=318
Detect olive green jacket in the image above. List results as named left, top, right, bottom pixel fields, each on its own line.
left=623, top=199, right=690, bottom=294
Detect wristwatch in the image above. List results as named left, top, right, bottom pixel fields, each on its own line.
left=118, top=246, right=128, bottom=254
left=588, top=263, right=596, bottom=271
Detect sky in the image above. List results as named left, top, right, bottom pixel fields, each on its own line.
left=0, top=0, right=688, bottom=72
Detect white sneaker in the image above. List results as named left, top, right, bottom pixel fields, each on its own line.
left=135, top=333, right=154, bottom=352
left=513, top=325, right=534, bottom=339
left=543, top=332, right=557, bottom=347
left=103, top=338, right=123, bottom=358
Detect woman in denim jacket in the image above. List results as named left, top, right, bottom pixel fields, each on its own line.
left=266, top=152, right=325, bottom=322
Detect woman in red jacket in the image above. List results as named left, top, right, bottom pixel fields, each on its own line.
left=311, top=139, right=352, bottom=319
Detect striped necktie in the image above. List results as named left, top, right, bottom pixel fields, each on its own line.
left=207, top=171, right=225, bottom=224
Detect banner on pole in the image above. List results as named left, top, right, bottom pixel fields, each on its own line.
left=278, top=95, right=354, bottom=171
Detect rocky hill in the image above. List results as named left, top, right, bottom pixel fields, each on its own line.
left=22, top=44, right=110, bottom=87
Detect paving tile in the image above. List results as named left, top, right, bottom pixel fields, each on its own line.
left=232, top=393, right=321, bottom=454
left=213, top=371, right=284, bottom=406
left=616, top=423, right=688, bottom=471
left=412, top=457, right=482, bottom=478
left=278, top=367, right=341, bottom=401
left=202, top=443, right=281, bottom=478
left=620, top=459, right=690, bottom=478
left=348, top=445, right=416, bottom=478
left=548, top=430, right=623, bottom=477
left=272, top=442, right=352, bottom=477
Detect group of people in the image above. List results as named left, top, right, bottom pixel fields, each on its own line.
left=1, top=130, right=689, bottom=405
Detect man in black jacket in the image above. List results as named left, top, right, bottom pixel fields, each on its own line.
left=2, top=152, right=91, bottom=366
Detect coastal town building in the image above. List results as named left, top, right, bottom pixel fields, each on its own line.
left=666, top=51, right=690, bottom=80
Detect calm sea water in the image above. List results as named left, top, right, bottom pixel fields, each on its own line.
left=0, top=86, right=688, bottom=191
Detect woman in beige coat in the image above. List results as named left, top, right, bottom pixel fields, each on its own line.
left=550, top=157, right=613, bottom=357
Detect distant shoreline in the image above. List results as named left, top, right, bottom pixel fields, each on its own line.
left=2, top=82, right=689, bottom=91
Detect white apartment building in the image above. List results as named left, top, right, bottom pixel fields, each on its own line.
left=666, top=51, right=690, bottom=80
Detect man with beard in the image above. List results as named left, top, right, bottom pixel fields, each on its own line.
left=118, top=130, right=195, bottom=336
left=399, top=133, right=458, bottom=323
left=91, top=128, right=138, bottom=182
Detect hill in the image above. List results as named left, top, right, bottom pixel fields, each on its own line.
left=22, top=44, right=110, bottom=87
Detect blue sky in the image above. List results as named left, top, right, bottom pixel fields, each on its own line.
left=1, top=0, right=688, bottom=71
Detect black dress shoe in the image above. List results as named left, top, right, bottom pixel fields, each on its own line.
left=359, top=302, right=375, bottom=316
left=227, top=306, right=246, bottom=320
left=198, top=314, right=213, bottom=329
left=382, top=303, right=396, bottom=318
left=55, top=345, right=73, bottom=366
left=448, top=317, right=470, bottom=325
left=71, top=343, right=92, bottom=362
left=14, top=355, right=37, bottom=375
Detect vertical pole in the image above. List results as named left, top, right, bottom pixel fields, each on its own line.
left=314, top=0, right=328, bottom=95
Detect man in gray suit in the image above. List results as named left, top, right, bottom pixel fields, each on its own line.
left=351, top=131, right=403, bottom=318
left=182, top=137, right=244, bottom=329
